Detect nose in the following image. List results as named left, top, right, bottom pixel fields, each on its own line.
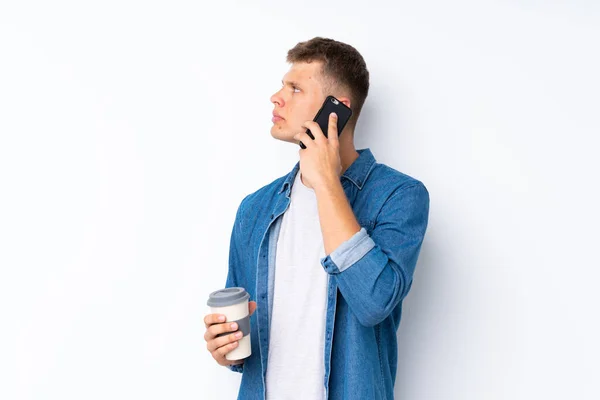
left=270, top=89, right=285, bottom=108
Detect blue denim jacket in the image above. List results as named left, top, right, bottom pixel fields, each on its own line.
left=224, top=148, right=430, bottom=399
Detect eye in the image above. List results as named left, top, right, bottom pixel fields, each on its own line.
left=292, top=86, right=300, bottom=93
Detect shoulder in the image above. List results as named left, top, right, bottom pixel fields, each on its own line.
left=237, top=172, right=289, bottom=216
left=367, top=162, right=429, bottom=199
left=363, top=163, right=429, bottom=227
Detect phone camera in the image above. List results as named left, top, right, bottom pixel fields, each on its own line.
left=332, top=98, right=339, bottom=105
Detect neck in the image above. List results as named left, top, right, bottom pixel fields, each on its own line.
left=338, top=129, right=359, bottom=175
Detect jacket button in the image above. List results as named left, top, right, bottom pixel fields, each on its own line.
left=270, top=214, right=274, bottom=219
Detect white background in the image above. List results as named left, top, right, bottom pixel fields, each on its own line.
left=1, top=1, right=599, bottom=399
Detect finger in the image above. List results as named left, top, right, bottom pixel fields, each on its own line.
left=302, top=120, right=326, bottom=142
left=293, top=131, right=313, bottom=149
left=214, top=340, right=239, bottom=361
left=207, top=329, right=244, bottom=353
left=204, top=313, right=226, bottom=329
left=327, top=112, right=339, bottom=146
left=248, top=301, right=257, bottom=316
left=204, top=320, right=239, bottom=342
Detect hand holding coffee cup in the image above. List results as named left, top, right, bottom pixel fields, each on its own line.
left=204, top=287, right=256, bottom=366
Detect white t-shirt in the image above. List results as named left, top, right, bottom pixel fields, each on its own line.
left=265, top=171, right=329, bottom=400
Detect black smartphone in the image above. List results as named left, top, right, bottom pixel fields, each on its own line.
left=299, top=95, right=353, bottom=149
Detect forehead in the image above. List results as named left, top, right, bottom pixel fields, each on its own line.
left=283, top=61, right=324, bottom=87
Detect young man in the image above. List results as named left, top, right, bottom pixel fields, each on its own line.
left=203, top=37, right=430, bottom=400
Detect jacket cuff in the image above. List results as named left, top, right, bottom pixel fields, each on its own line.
left=320, top=227, right=376, bottom=274
left=226, top=363, right=243, bottom=373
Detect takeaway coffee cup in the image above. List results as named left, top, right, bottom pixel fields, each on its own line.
left=206, top=287, right=252, bottom=361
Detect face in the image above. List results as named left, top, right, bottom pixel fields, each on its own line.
left=270, top=62, right=328, bottom=143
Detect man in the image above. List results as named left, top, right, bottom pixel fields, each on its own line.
left=203, top=37, right=430, bottom=400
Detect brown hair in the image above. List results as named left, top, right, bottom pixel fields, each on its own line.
left=287, top=37, right=370, bottom=130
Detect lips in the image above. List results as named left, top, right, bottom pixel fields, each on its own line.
left=272, top=111, right=284, bottom=123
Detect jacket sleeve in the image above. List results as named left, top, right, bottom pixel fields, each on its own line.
left=319, top=182, right=430, bottom=327
left=224, top=198, right=246, bottom=374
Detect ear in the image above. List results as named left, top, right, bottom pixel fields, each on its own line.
left=337, top=96, right=351, bottom=109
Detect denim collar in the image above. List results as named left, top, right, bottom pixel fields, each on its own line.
left=278, top=148, right=377, bottom=195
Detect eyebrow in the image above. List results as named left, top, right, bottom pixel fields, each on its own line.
left=282, top=80, right=301, bottom=88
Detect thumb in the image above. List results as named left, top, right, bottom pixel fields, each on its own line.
left=248, top=301, right=257, bottom=316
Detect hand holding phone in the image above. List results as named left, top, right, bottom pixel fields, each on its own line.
left=299, top=95, right=352, bottom=149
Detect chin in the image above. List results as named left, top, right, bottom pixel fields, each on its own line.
left=270, top=129, right=296, bottom=144
left=270, top=126, right=288, bottom=138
